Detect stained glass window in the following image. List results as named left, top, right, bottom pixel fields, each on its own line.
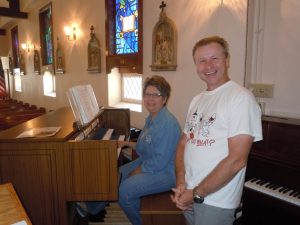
left=115, top=0, right=138, bottom=54
left=39, top=3, right=53, bottom=65
left=41, top=8, right=53, bottom=64
left=106, top=0, right=142, bottom=73
left=11, top=26, right=20, bottom=68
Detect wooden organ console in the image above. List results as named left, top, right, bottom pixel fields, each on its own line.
left=0, top=107, right=130, bottom=225
left=242, top=116, right=300, bottom=225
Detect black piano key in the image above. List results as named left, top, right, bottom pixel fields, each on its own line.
left=249, top=178, right=258, bottom=183
left=282, top=188, right=291, bottom=194
left=278, top=187, right=286, bottom=192
left=279, top=187, right=288, bottom=192
left=255, top=179, right=262, bottom=184
left=267, top=184, right=275, bottom=189
left=292, top=192, right=299, bottom=197
left=260, top=181, right=268, bottom=185
left=265, top=183, right=273, bottom=188
left=257, top=180, right=265, bottom=185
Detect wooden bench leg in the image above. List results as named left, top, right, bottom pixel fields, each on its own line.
left=140, top=191, right=185, bottom=225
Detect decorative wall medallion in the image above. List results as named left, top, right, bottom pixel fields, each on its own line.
left=87, top=25, right=101, bottom=73
left=150, top=1, right=178, bottom=71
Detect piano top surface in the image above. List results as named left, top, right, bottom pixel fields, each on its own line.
left=0, top=107, right=76, bottom=142
left=262, top=115, right=300, bottom=126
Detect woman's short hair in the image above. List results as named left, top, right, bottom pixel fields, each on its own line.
left=143, top=75, right=171, bottom=105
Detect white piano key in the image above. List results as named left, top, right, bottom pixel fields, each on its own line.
left=244, top=178, right=300, bottom=207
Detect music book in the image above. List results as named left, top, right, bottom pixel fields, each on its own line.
left=66, top=84, right=100, bottom=126
left=11, top=221, right=28, bottom=225
left=16, top=127, right=61, bottom=138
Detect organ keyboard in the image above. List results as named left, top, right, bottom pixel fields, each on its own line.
left=242, top=116, right=300, bottom=225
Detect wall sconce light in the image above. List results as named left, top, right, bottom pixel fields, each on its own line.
left=64, top=24, right=77, bottom=41
left=21, top=43, right=32, bottom=53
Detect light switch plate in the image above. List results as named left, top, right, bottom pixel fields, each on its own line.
left=249, top=83, right=274, bottom=98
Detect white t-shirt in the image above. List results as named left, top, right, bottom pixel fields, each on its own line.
left=183, top=80, right=262, bottom=209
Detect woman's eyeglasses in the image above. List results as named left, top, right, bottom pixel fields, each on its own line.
left=143, top=92, right=162, bottom=99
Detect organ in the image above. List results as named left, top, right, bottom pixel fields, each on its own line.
left=0, top=106, right=130, bottom=225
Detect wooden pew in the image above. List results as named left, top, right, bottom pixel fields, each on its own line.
left=129, top=145, right=185, bottom=225
left=0, top=105, right=46, bottom=131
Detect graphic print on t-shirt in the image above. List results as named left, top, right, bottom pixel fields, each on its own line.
left=186, top=110, right=216, bottom=147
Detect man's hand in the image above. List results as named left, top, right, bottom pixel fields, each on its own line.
left=171, top=184, right=193, bottom=210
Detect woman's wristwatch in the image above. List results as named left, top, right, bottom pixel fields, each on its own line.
left=193, top=187, right=205, bottom=204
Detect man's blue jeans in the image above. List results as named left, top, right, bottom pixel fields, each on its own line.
left=118, top=158, right=175, bottom=225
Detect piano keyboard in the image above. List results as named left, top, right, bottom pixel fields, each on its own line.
left=244, top=178, right=300, bottom=207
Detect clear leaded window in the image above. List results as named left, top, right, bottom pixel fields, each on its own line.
left=43, top=71, right=56, bottom=97
left=122, top=74, right=142, bottom=103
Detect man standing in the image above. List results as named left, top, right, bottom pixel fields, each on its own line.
left=171, top=36, right=262, bottom=225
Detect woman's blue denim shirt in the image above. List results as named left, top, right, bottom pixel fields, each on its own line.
left=136, top=107, right=181, bottom=174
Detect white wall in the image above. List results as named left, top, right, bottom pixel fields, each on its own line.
left=246, top=0, right=300, bottom=119
left=1, top=0, right=249, bottom=129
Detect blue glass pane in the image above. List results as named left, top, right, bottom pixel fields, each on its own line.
left=115, top=0, right=138, bottom=54
left=44, top=9, right=53, bottom=64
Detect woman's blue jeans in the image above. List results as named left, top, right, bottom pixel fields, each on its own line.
left=85, top=159, right=175, bottom=225
left=118, top=159, right=175, bottom=225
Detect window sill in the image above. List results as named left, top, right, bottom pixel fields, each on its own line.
left=112, top=102, right=142, bottom=112
left=44, top=92, right=56, bottom=97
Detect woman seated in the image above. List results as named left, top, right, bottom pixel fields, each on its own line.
left=73, top=75, right=181, bottom=225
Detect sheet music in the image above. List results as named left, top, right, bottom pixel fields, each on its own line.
left=86, top=84, right=100, bottom=116
left=16, top=127, right=61, bottom=138
left=67, top=85, right=100, bottom=126
left=66, top=91, right=83, bottom=125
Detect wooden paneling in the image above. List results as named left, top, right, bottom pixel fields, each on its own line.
left=64, top=141, right=119, bottom=201
left=0, top=142, right=61, bottom=225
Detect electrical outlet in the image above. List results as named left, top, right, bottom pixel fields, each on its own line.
left=249, top=83, right=274, bottom=98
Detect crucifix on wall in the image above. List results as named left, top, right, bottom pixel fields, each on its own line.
left=160, top=1, right=167, bottom=12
